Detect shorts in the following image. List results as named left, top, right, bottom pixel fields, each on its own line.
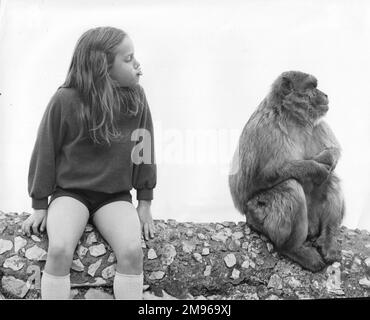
left=48, top=186, right=133, bottom=218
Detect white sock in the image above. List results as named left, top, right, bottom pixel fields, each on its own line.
left=113, top=271, right=143, bottom=300
left=41, top=271, right=71, bottom=300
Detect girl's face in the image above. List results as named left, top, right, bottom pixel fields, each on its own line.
left=109, top=36, right=142, bottom=87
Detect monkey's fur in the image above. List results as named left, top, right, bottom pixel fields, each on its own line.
left=229, top=71, right=345, bottom=272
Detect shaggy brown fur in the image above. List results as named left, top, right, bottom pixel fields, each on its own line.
left=229, top=71, right=345, bottom=272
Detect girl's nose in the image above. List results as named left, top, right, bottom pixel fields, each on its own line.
left=134, top=59, right=140, bottom=69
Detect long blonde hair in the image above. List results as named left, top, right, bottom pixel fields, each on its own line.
left=63, top=26, right=141, bottom=146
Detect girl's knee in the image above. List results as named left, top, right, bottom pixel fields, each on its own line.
left=115, top=244, right=143, bottom=269
left=47, top=243, right=75, bottom=262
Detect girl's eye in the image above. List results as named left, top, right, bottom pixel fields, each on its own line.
left=125, top=55, right=133, bottom=62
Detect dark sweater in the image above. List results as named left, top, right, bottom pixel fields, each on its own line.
left=28, top=85, right=156, bottom=209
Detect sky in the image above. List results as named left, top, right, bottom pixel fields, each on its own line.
left=0, top=0, right=370, bottom=230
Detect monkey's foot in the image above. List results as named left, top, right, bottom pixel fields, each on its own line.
left=313, top=237, right=341, bottom=263
left=283, top=246, right=326, bottom=272
left=321, top=248, right=341, bottom=264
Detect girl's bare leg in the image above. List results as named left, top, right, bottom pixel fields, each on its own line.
left=93, top=201, right=143, bottom=299
left=42, top=196, right=89, bottom=299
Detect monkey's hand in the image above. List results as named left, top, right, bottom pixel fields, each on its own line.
left=313, top=148, right=339, bottom=172
left=308, top=160, right=331, bottom=185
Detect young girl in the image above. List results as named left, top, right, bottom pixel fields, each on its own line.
left=21, top=26, right=157, bottom=300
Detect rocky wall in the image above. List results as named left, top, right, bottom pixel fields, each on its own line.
left=0, top=211, right=370, bottom=300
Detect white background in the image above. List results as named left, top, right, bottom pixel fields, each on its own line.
left=0, top=0, right=369, bottom=230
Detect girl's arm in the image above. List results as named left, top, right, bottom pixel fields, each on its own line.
left=28, top=91, right=66, bottom=210
left=132, top=86, right=157, bottom=201
left=132, top=87, right=156, bottom=240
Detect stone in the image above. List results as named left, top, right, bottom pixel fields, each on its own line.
left=211, top=231, right=229, bottom=243
left=160, top=244, right=177, bottom=266
left=70, top=289, right=79, bottom=299
left=326, top=263, right=345, bottom=295
left=193, top=253, right=202, bottom=263
left=141, top=239, right=147, bottom=248
left=71, top=259, right=85, bottom=272
left=85, top=224, right=94, bottom=232
left=351, top=257, right=362, bottom=272
left=149, top=271, right=165, bottom=280
left=85, top=288, right=114, bottom=300
left=204, top=265, right=212, bottom=277
left=341, top=249, right=354, bottom=258
left=266, top=294, right=280, bottom=300
left=203, top=241, right=210, bottom=247
left=148, top=248, right=157, bottom=260
left=89, top=244, right=106, bottom=257
left=353, top=257, right=361, bottom=265
left=185, top=230, right=194, bottom=237
left=232, top=231, right=244, bottom=240
left=182, top=240, right=196, bottom=253
left=221, top=221, right=236, bottom=227
left=201, top=248, right=210, bottom=256
left=224, top=253, right=236, bottom=268
left=3, top=255, right=26, bottom=271
left=228, top=239, right=241, bottom=251
left=1, top=276, right=29, bottom=298
left=76, top=245, right=88, bottom=259
left=86, top=232, right=98, bottom=245
left=167, top=219, right=177, bottom=227
left=332, top=261, right=341, bottom=268
left=182, top=222, right=193, bottom=228
left=364, top=257, right=370, bottom=268
left=71, top=277, right=106, bottom=288
left=0, top=239, right=13, bottom=254
left=365, top=244, right=370, bottom=249
left=215, top=224, right=224, bottom=231
left=14, top=236, right=27, bottom=253
left=267, top=243, right=274, bottom=252
left=31, top=235, right=41, bottom=242
left=244, top=226, right=251, bottom=235
left=268, top=274, right=283, bottom=290
left=260, top=235, right=268, bottom=242
left=142, top=290, right=177, bottom=300
left=107, top=253, right=116, bottom=263
left=88, top=259, right=102, bottom=277
left=252, top=247, right=261, bottom=254
left=231, top=268, right=240, bottom=280
left=223, top=228, right=232, bottom=237
left=359, top=277, right=370, bottom=289
left=241, top=260, right=250, bottom=269
left=25, top=245, right=47, bottom=261
left=0, top=222, right=7, bottom=233
left=102, top=264, right=116, bottom=279
left=197, top=233, right=206, bottom=240
left=286, top=277, right=301, bottom=289
left=241, top=242, right=249, bottom=250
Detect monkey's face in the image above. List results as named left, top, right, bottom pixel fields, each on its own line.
left=299, top=77, right=329, bottom=121
left=276, top=71, right=329, bottom=124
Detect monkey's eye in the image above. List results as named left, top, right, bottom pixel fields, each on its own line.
left=305, top=85, right=312, bottom=91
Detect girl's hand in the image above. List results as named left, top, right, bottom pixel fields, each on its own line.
left=21, top=209, right=47, bottom=237
left=136, top=200, right=155, bottom=241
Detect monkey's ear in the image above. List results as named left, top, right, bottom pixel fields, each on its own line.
left=280, top=76, right=293, bottom=96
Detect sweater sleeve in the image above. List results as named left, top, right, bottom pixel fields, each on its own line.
left=28, top=90, right=66, bottom=209
left=132, top=86, right=157, bottom=200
